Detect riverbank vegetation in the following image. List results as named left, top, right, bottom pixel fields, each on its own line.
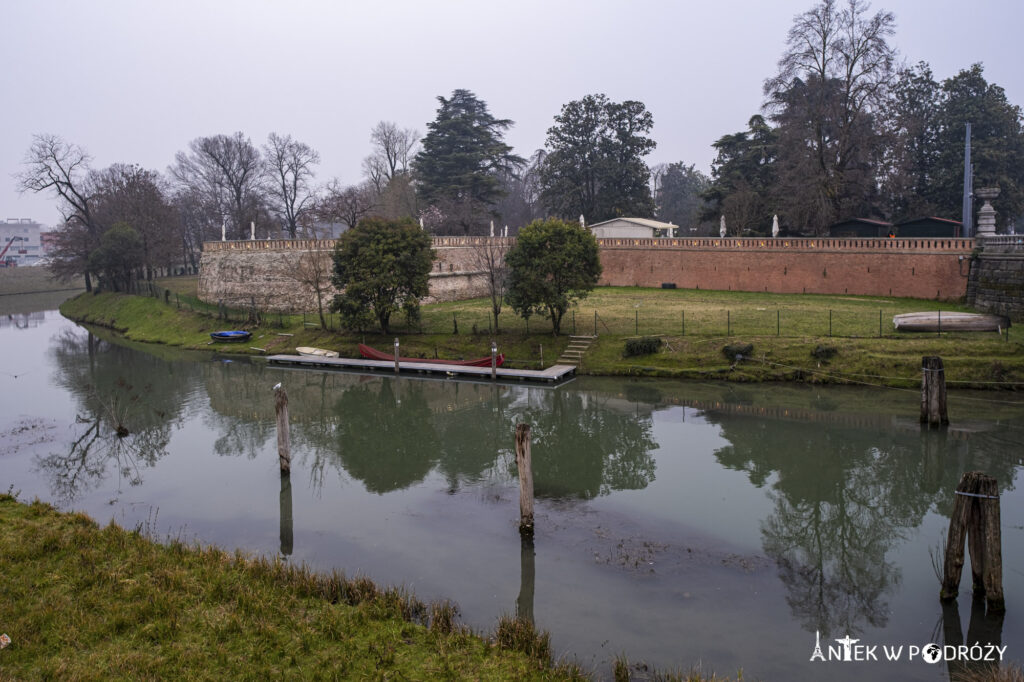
left=0, top=493, right=746, bottom=681
left=60, top=281, right=1024, bottom=390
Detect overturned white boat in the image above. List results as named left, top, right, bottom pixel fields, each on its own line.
left=893, top=312, right=1010, bottom=333
left=296, top=346, right=339, bottom=358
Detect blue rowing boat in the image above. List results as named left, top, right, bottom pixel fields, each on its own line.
left=210, top=330, right=252, bottom=342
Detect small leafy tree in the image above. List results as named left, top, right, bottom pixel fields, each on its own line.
left=330, top=217, right=434, bottom=333
left=505, top=218, right=602, bottom=335
left=88, top=222, right=144, bottom=292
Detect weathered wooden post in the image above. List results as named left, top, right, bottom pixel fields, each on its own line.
left=921, top=356, right=949, bottom=426
left=516, top=533, right=536, bottom=624
left=514, top=423, right=534, bottom=535
left=491, top=340, right=497, bottom=381
left=393, top=337, right=400, bottom=374
left=274, top=383, right=291, bottom=474
left=279, top=469, right=293, bottom=556
left=941, top=471, right=1004, bottom=613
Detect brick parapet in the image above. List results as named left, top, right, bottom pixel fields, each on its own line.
left=198, top=236, right=978, bottom=312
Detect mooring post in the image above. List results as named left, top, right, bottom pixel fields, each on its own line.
left=921, top=356, right=949, bottom=426
left=491, top=340, right=497, bottom=381
left=539, top=344, right=543, bottom=368
left=279, top=470, right=293, bottom=556
left=393, top=337, right=400, bottom=374
left=514, top=423, right=534, bottom=535
left=274, top=383, right=291, bottom=474
left=941, top=471, right=1004, bottom=612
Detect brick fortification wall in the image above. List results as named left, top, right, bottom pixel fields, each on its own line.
left=966, top=237, right=1024, bottom=321
left=598, top=237, right=973, bottom=300
left=198, top=236, right=974, bottom=311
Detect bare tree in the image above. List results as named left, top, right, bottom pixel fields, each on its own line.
left=470, top=238, right=510, bottom=331
left=289, top=241, right=333, bottom=328
left=317, top=179, right=378, bottom=232
left=368, top=121, right=418, bottom=182
left=17, top=134, right=102, bottom=290
left=169, top=132, right=266, bottom=240
left=91, top=164, right=179, bottom=280
left=264, top=132, right=320, bottom=238
left=764, top=0, right=896, bottom=231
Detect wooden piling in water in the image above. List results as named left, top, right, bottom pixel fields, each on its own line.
left=941, top=471, right=1004, bottom=612
left=393, top=338, right=400, bottom=374
left=514, top=423, right=534, bottom=535
left=921, top=356, right=949, bottom=426
left=274, top=384, right=291, bottom=474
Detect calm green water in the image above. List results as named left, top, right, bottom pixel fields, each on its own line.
left=2, top=307, right=1023, bottom=681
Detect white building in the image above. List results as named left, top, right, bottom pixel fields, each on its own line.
left=588, top=217, right=677, bottom=239
left=1, top=219, right=43, bottom=266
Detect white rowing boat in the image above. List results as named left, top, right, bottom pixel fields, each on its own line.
left=296, top=346, right=339, bottom=358
left=892, top=312, right=1009, bottom=332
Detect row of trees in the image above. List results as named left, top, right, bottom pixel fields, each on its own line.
left=19, top=0, right=1024, bottom=289
left=331, top=217, right=601, bottom=335
left=703, top=0, right=1024, bottom=235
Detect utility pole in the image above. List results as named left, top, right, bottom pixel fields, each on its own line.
left=962, top=123, right=973, bottom=238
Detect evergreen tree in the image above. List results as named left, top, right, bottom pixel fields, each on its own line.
left=654, top=162, right=711, bottom=235
left=701, top=115, right=778, bottom=234
left=539, top=94, right=656, bottom=223
left=930, top=64, right=1024, bottom=227
left=413, top=89, right=523, bottom=233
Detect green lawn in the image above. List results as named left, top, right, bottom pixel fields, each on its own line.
left=67, top=284, right=1024, bottom=389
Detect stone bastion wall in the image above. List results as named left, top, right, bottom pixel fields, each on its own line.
left=198, top=236, right=975, bottom=312
left=966, top=236, right=1024, bottom=321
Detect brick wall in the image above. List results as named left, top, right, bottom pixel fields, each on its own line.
left=198, top=236, right=975, bottom=311
left=597, top=237, right=973, bottom=300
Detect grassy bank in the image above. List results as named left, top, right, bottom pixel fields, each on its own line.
left=59, top=284, right=1024, bottom=389
left=0, top=494, right=584, bottom=680
left=0, top=494, right=750, bottom=681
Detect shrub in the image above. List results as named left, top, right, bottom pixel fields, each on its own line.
left=811, top=345, right=838, bottom=362
left=624, top=336, right=662, bottom=357
left=722, top=343, right=753, bottom=362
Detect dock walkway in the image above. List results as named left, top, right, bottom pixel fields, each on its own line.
left=266, top=354, right=576, bottom=383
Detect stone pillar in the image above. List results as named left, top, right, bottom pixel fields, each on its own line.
left=975, top=187, right=1000, bottom=239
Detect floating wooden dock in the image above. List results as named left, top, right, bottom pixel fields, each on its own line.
left=266, top=354, right=576, bottom=383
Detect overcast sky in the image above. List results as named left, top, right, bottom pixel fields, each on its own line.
left=4, top=0, right=1023, bottom=227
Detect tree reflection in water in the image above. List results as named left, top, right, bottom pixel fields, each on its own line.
left=711, top=410, right=1019, bottom=638
left=39, top=328, right=188, bottom=502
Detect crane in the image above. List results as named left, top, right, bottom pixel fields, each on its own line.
left=0, top=236, right=22, bottom=267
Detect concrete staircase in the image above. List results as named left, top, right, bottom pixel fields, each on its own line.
left=556, top=335, right=596, bottom=367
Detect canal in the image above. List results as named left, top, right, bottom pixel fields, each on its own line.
left=1, top=304, right=1022, bottom=680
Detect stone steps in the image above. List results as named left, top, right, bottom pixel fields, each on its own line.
left=556, top=335, right=596, bottom=367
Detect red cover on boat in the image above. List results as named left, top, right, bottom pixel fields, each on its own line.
left=358, top=344, right=504, bottom=367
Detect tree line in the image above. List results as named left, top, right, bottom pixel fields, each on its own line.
left=18, top=0, right=1024, bottom=291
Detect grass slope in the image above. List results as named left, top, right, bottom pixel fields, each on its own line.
left=0, top=495, right=585, bottom=681
left=60, top=285, right=1024, bottom=389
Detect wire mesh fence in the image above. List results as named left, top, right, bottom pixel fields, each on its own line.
left=132, top=279, right=1011, bottom=343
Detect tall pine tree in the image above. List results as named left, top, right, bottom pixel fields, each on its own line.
left=413, top=89, right=523, bottom=233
